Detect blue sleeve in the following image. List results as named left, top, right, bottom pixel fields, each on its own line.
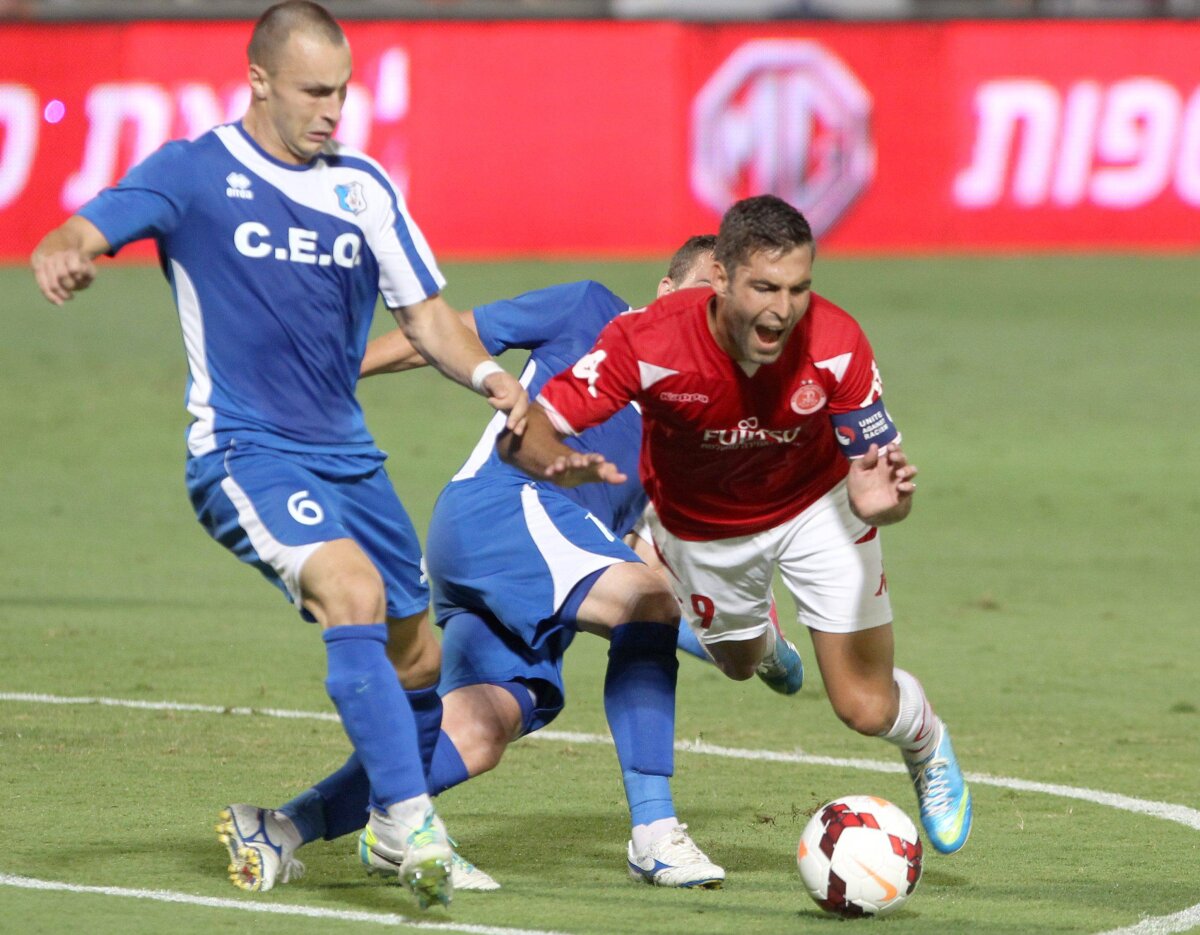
left=473, top=281, right=627, bottom=357
left=77, top=140, right=195, bottom=253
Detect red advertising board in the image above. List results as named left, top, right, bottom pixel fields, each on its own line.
left=1, top=19, right=1197, bottom=260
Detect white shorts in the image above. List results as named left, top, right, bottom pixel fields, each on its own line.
left=643, top=480, right=893, bottom=643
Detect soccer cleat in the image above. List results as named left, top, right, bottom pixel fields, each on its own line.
left=755, top=607, right=804, bottom=695
left=358, top=809, right=454, bottom=908
left=905, top=721, right=973, bottom=855
left=360, top=824, right=500, bottom=891
left=216, top=804, right=305, bottom=893
left=626, top=824, right=725, bottom=889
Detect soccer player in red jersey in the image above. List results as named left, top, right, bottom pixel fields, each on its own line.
left=498, top=195, right=972, bottom=856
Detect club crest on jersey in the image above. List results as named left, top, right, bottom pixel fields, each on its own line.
left=790, top=380, right=827, bottom=415
left=225, top=172, right=254, bottom=200
left=335, top=182, right=367, bottom=215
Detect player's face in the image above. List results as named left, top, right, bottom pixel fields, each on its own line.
left=710, top=244, right=814, bottom=367
left=250, top=32, right=352, bottom=164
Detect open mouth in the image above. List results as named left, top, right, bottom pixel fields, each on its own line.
left=755, top=324, right=784, bottom=346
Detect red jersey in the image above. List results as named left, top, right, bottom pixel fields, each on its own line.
left=537, top=287, right=890, bottom=541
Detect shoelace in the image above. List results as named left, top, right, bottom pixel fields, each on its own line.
left=405, top=812, right=441, bottom=850
left=914, top=756, right=955, bottom=818
left=657, top=824, right=708, bottom=860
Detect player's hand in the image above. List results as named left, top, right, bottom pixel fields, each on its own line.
left=846, top=442, right=917, bottom=526
left=482, top=370, right=530, bottom=435
left=543, top=451, right=627, bottom=488
left=31, top=248, right=97, bottom=305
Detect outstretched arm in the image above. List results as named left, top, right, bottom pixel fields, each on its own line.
left=846, top=442, right=917, bottom=526
left=496, top=404, right=626, bottom=488
left=391, top=295, right=528, bottom=432
left=31, top=216, right=111, bottom=306
left=361, top=308, right=478, bottom=377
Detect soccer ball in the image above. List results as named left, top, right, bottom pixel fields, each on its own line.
left=796, top=795, right=923, bottom=918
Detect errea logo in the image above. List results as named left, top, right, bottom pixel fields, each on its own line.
left=226, top=172, right=254, bottom=200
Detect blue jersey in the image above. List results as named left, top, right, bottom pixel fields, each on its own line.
left=451, top=280, right=647, bottom=537
left=78, top=122, right=444, bottom=457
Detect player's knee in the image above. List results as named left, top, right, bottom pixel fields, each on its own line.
left=831, top=691, right=895, bottom=736
left=305, top=563, right=387, bottom=624
left=704, top=640, right=760, bottom=681
left=624, top=569, right=681, bottom=624
left=711, top=657, right=758, bottom=682
left=448, top=716, right=514, bottom=777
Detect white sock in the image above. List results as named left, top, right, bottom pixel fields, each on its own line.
left=881, top=668, right=940, bottom=763
left=384, top=793, right=435, bottom=832
left=632, top=817, right=678, bottom=853
left=760, top=621, right=779, bottom=662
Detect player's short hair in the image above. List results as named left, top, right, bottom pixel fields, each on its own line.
left=666, top=234, right=717, bottom=283
left=248, top=1, right=346, bottom=72
left=715, top=195, right=814, bottom=273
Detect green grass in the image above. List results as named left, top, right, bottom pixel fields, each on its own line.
left=1, top=255, right=1198, bottom=934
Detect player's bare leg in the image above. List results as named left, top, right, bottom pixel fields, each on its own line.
left=809, top=624, right=972, bottom=854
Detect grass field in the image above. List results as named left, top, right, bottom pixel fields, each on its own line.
left=1, top=255, right=1197, bottom=934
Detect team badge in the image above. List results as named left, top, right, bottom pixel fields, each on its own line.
left=335, top=181, right=367, bottom=215
left=790, top=381, right=827, bottom=415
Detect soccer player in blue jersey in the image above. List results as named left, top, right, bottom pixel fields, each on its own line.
left=29, top=1, right=527, bottom=910
left=219, top=238, right=790, bottom=893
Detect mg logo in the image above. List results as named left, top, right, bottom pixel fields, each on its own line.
left=691, top=40, right=875, bottom=236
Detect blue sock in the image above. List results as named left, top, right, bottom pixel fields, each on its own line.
left=605, top=621, right=678, bottom=826
left=322, top=624, right=426, bottom=810
left=675, top=619, right=710, bottom=662
left=406, top=685, right=443, bottom=781
left=278, top=753, right=373, bottom=842
left=428, top=731, right=471, bottom=796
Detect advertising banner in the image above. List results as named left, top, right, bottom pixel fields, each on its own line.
left=1, top=19, right=1197, bottom=260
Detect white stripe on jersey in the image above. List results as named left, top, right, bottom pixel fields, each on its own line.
left=219, top=469, right=323, bottom=603
left=519, top=483, right=621, bottom=609
left=212, top=125, right=444, bottom=309
left=173, top=259, right=217, bottom=457
left=451, top=360, right=539, bottom=482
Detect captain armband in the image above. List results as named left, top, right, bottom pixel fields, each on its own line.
left=830, top=399, right=900, bottom=459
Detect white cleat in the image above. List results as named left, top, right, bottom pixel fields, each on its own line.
left=358, top=809, right=454, bottom=908
left=360, top=825, right=500, bottom=891
left=216, top=804, right=304, bottom=893
left=627, top=824, right=725, bottom=889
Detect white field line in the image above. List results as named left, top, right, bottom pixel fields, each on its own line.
left=0, top=872, right=568, bottom=935
left=2, top=691, right=1198, bottom=934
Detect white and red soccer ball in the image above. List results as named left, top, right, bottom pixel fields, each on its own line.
left=797, top=795, right=923, bottom=918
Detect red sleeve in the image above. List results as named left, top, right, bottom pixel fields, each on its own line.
left=536, top=315, right=642, bottom=435
left=826, top=326, right=886, bottom=415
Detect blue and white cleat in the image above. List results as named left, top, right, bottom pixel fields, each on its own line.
left=360, top=823, right=500, bottom=891
left=359, top=809, right=454, bottom=908
left=216, top=804, right=304, bottom=893
left=627, top=824, right=725, bottom=889
left=756, top=633, right=804, bottom=695
left=905, top=721, right=973, bottom=854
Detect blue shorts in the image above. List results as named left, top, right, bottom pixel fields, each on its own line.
left=426, top=476, right=636, bottom=647
left=439, top=609, right=577, bottom=733
left=186, top=442, right=428, bottom=620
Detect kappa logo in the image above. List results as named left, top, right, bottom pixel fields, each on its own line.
left=690, top=39, right=875, bottom=237
left=225, top=172, right=254, bottom=200
left=335, top=181, right=367, bottom=215
left=659, top=391, right=710, bottom=404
